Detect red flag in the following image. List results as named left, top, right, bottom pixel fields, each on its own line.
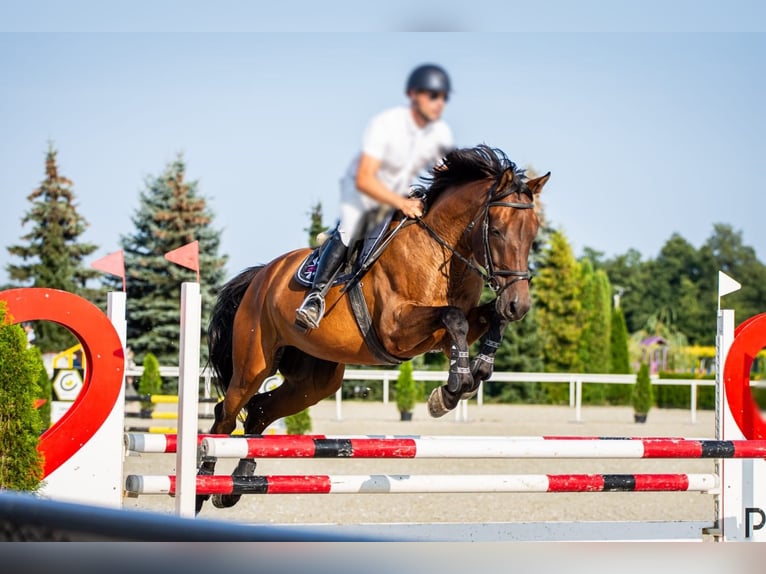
left=165, top=240, right=200, bottom=282
left=91, top=250, right=126, bottom=291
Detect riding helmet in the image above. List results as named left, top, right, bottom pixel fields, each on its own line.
left=405, top=64, right=451, bottom=95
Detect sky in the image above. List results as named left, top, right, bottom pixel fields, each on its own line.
left=1, top=3, right=765, bottom=285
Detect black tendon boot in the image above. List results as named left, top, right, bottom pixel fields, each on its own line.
left=295, top=234, right=348, bottom=330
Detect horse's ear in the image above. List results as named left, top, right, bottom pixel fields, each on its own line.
left=498, top=168, right=515, bottom=190
left=526, top=172, right=551, bottom=196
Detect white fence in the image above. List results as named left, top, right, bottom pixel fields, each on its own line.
left=124, top=365, right=735, bottom=424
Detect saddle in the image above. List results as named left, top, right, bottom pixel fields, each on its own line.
left=294, top=208, right=396, bottom=288
left=294, top=208, right=408, bottom=365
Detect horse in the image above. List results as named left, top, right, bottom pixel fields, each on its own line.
left=197, top=144, right=550, bottom=512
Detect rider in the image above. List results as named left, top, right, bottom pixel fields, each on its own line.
left=295, top=63, right=455, bottom=330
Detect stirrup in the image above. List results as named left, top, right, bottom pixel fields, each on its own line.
left=295, top=292, right=326, bottom=330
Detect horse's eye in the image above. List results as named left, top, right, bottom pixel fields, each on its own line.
left=489, top=227, right=503, bottom=237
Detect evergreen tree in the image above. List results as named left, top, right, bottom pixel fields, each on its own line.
left=305, top=202, right=329, bottom=248
left=609, top=307, right=631, bottom=374
left=0, top=302, right=44, bottom=492
left=535, top=230, right=583, bottom=401
left=607, top=307, right=633, bottom=404
left=577, top=262, right=612, bottom=403
left=487, top=305, right=545, bottom=403
left=111, top=155, right=227, bottom=382
left=6, top=144, right=100, bottom=352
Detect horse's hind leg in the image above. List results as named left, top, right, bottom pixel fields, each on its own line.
left=212, top=348, right=345, bottom=509
left=197, top=352, right=276, bottom=513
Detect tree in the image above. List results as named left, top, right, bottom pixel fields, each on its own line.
left=6, top=144, right=100, bottom=352
left=111, top=155, right=227, bottom=375
left=609, top=307, right=631, bottom=374
left=699, top=224, right=766, bottom=340
left=607, top=307, right=632, bottom=404
left=600, top=248, right=650, bottom=335
left=305, top=202, right=329, bottom=248
left=0, top=301, right=44, bottom=492
left=535, top=231, right=583, bottom=370
left=578, top=261, right=612, bottom=403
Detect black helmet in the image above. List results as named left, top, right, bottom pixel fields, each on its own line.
left=406, top=64, right=451, bottom=95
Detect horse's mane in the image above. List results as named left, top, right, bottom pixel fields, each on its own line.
left=416, top=144, right=525, bottom=207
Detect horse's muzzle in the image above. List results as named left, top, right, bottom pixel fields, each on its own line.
left=497, top=290, right=530, bottom=322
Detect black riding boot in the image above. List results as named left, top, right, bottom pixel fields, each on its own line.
left=295, top=234, right=348, bottom=330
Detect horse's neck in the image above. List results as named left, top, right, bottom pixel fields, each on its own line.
left=422, top=180, right=488, bottom=247
left=375, top=180, right=488, bottom=299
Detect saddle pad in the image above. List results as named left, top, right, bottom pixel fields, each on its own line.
left=294, top=249, right=354, bottom=288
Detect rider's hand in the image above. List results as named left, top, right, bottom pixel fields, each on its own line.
left=400, top=197, right=424, bottom=219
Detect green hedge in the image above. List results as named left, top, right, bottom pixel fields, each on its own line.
left=654, top=372, right=715, bottom=410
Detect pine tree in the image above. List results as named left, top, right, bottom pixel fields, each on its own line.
left=305, top=202, right=329, bottom=248
left=111, top=155, right=227, bottom=383
left=6, top=144, right=100, bottom=352
left=534, top=230, right=583, bottom=402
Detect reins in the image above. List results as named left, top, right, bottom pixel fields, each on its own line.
left=416, top=174, right=535, bottom=296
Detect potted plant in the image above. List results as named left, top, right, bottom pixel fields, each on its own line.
left=285, top=408, right=312, bottom=435
left=137, top=352, right=162, bottom=418
left=395, top=360, right=416, bottom=421
left=632, top=362, right=654, bottom=423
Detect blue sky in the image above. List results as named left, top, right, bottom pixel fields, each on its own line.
left=1, top=5, right=765, bottom=284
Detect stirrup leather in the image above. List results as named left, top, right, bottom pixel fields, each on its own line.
left=295, top=292, right=326, bottom=329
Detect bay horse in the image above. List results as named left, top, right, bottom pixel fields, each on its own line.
left=198, top=144, right=549, bottom=512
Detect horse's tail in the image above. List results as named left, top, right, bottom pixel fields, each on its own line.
left=208, top=265, right=264, bottom=395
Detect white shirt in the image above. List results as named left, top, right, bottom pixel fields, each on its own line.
left=340, top=106, right=453, bottom=207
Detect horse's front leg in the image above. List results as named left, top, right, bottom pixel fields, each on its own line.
left=463, top=305, right=508, bottom=400
left=427, top=307, right=474, bottom=418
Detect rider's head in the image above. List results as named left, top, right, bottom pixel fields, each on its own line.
left=406, top=64, right=451, bottom=125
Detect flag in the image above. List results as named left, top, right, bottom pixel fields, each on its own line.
left=165, top=240, right=200, bottom=282
left=91, top=250, right=126, bottom=291
left=718, top=271, right=741, bottom=299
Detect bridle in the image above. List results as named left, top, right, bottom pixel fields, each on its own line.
left=415, top=173, right=535, bottom=295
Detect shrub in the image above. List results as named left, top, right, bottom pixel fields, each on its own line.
left=29, top=347, right=52, bottom=429
left=138, top=353, right=162, bottom=413
left=0, top=302, right=44, bottom=492
left=285, top=409, right=312, bottom=435
left=395, top=360, right=416, bottom=415
left=632, top=362, right=654, bottom=418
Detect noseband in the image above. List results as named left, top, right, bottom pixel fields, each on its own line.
left=416, top=174, right=535, bottom=295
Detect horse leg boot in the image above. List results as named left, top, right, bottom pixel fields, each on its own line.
left=464, top=311, right=508, bottom=400
left=428, top=307, right=474, bottom=418
left=295, top=233, right=347, bottom=330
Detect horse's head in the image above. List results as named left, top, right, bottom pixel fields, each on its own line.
left=471, top=168, right=550, bottom=322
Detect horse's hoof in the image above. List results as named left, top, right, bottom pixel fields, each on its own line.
left=427, top=387, right=450, bottom=418
left=212, top=493, right=242, bottom=508
left=460, top=388, right=479, bottom=401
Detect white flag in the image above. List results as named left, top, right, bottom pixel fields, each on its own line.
left=718, top=271, right=741, bottom=298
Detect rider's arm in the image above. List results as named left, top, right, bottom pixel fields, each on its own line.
left=355, top=153, right=423, bottom=218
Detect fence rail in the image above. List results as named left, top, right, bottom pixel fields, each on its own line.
left=120, top=365, right=760, bottom=424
